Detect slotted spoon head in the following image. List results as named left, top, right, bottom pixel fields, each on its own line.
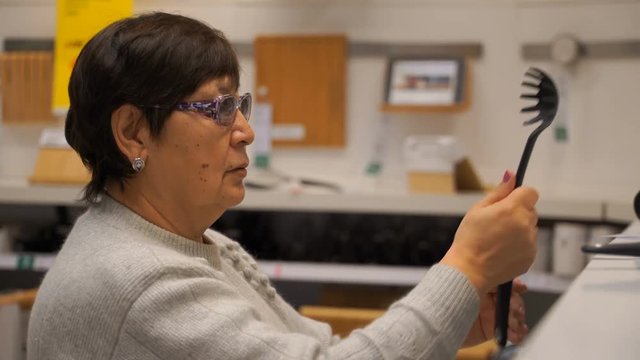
left=520, top=67, right=559, bottom=126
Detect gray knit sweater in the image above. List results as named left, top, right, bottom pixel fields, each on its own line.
left=27, top=196, right=479, bottom=359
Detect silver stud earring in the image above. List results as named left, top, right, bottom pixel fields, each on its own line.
left=132, top=157, right=145, bottom=173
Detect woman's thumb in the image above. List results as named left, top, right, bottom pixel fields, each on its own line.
left=476, top=170, right=515, bottom=207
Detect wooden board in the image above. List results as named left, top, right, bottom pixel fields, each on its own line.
left=299, top=305, right=383, bottom=337
left=407, top=171, right=456, bottom=194
left=0, top=52, right=55, bottom=123
left=299, top=305, right=496, bottom=359
left=254, top=35, right=346, bottom=147
left=29, top=148, right=91, bottom=184
left=0, top=288, right=37, bottom=311
left=407, top=157, right=485, bottom=194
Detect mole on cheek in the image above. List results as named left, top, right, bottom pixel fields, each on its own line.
left=201, top=164, right=209, bottom=169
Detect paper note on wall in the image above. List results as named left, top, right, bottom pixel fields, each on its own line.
left=52, top=0, right=133, bottom=115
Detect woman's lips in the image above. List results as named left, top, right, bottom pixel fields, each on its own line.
left=229, top=167, right=247, bottom=177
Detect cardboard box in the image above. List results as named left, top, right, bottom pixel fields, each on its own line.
left=408, top=157, right=485, bottom=194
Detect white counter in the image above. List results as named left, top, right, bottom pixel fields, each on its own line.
left=516, top=221, right=640, bottom=359
left=0, top=176, right=608, bottom=220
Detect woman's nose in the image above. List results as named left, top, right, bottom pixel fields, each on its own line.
left=231, top=110, right=255, bottom=146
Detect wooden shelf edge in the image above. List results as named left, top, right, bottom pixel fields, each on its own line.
left=380, top=102, right=470, bottom=114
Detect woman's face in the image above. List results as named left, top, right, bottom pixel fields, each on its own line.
left=144, top=77, right=254, bottom=218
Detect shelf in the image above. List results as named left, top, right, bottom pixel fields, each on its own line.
left=0, top=178, right=84, bottom=206
left=604, top=201, right=637, bottom=224
left=258, top=261, right=426, bottom=287
left=0, top=253, right=55, bottom=271
left=534, top=198, right=604, bottom=222
left=238, top=191, right=484, bottom=216
left=0, top=253, right=571, bottom=294
left=259, top=261, right=572, bottom=294
left=0, top=177, right=608, bottom=221
left=379, top=103, right=470, bottom=114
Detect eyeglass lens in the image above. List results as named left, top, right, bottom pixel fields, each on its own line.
left=218, top=95, right=251, bottom=125
left=239, top=95, right=251, bottom=121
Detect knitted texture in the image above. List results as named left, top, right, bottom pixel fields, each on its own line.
left=28, top=196, right=479, bottom=359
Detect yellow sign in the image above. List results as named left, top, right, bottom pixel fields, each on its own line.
left=52, top=0, right=133, bottom=114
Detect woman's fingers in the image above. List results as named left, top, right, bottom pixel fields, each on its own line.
left=441, top=176, right=540, bottom=294
left=508, top=326, right=528, bottom=344
left=509, top=293, right=525, bottom=317
left=512, top=278, right=528, bottom=294
left=509, top=187, right=540, bottom=210
left=507, top=292, right=528, bottom=343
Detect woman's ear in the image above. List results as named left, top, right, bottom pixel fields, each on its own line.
left=111, top=104, right=151, bottom=162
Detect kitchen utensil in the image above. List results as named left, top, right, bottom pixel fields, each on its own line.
left=580, top=190, right=640, bottom=257
left=495, top=67, right=559, bottom=348
left=582, top=242, right=640, bottom=257
left=635, top=189, right=640, bottom=220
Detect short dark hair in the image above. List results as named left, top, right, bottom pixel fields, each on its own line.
left=65, top=12, right=240, bottom=203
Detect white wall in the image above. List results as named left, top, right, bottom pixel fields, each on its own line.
left=0, top=0, right=639, bottom=202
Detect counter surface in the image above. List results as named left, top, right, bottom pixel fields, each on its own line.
left=516, top=221, right=640, bottom=359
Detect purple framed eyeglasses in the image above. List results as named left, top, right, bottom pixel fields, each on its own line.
left=175, top=92, right=252, bottom=126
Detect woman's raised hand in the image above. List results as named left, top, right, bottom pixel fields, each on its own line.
left=442, top=171, right=538, bottom=296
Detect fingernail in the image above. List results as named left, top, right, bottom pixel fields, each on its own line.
left=502, top=170, right=512, bottom=183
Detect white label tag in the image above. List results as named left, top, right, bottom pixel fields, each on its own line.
left=39, top=128, right=70, bottom=148
left=271, top=124, right=306, bottom=141
left=252, top=103, right=273, bottom=153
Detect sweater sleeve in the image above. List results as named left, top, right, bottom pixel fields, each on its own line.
left=113, top=264, right=479, bottom=360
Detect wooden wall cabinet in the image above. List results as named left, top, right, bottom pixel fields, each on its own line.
left=0, top=52, right=55, bottom=123
left=254, top=35, right=346, bottom=147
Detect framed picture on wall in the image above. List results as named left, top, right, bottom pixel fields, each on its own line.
left=382, top=57, right=468, bottom=112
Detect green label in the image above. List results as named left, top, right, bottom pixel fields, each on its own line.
left=555, top=126, right=568, bottom=142
left=255, top=154, right=270, bottom=169
left=366, top=162, right=382, bottom=175
left=16, top=255, right=35, bottom=270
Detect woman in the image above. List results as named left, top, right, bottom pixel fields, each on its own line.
left=28, top=12, right=537, bottom=360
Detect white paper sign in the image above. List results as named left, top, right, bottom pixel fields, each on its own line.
left=38, top=128, right=70, bottom=148
left=252, top=103, right=273, bottom=154
left=271, top=124, right=306, bottom=141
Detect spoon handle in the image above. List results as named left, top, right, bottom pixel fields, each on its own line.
left=496, top=129, right=542, bottom=347
left=582, top=242, right=640, bottom=257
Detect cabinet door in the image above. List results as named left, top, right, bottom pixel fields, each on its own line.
left=0, top=52, right=55, bottom=123
left=255, top=35, right=346, bottom=147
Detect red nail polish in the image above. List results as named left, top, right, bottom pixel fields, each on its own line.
left=502, top=170, right=512, bottom=183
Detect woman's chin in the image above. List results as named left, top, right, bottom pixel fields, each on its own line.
left=224, top=185, right=246, bottom=208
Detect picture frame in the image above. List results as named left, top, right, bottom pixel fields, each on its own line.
left=382, top=57, right=469, bottom=113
